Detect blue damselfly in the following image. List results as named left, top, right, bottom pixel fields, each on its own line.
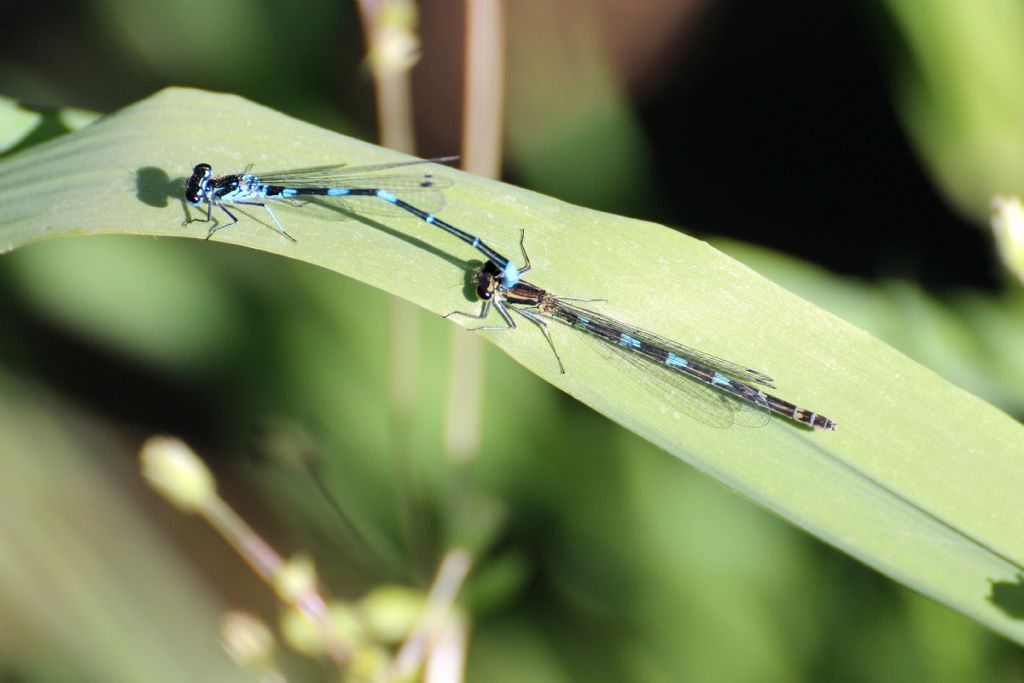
left=446, top=234, right=837, bottom=431
left=183, top=159, right=522, bottom=287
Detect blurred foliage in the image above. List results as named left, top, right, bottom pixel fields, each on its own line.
left=0, top=95, right=98, bottom=154
left=0, top=370, right=251, bottom=683
left=880, top=0, right=1024, bottom=221
left=2, top=1, right=1024, bottom=682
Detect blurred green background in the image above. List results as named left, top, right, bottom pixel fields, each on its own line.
left=2, top=0, right=1024, bottom=681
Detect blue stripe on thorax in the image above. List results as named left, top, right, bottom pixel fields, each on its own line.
left=501, top=261, right=520, bottom=288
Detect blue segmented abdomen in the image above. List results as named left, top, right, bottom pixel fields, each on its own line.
left=619, top=334, right=642, bottom=349
left=665, top=353, right=688, bottom=368
left=712, top=372, right=731, bottom=387
left=545, top=301, right=837, bottom=429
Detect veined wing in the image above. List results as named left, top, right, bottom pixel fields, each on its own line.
left=258, top=170, right=454, bottom=218
left=255, top=156, right=457, bottom=184
left=550, top=300, right=776, bottom=387
left=542, top=306, right=770, bottom=428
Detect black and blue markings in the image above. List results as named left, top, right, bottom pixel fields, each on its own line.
left=446, top=233, right=837, bottom=431
left=183, top=160, right=520, bottom=287
left=182, top=160, right=836, bottom=430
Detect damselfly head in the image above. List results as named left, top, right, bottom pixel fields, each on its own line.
left=474, top=260, right=504, bottom=300
left=184, top=163, right=213, bottom=205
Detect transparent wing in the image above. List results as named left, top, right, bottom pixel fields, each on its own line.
left=585, top=332, right=772, bottom=428
left=255, top=157, right=456, bottom=183
left=553, top=302, right=776, bottom=387
left=258, top=166, right=455, bottom=219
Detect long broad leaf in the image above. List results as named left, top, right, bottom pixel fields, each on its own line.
left=2, top=87, right=1023, bottom=642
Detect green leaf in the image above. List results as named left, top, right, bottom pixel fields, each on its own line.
left=880, top=0, right=1024, bottom=220
left=2, top=87, right=1023, bottom=642
left=0, top=94, right=100, bottom=154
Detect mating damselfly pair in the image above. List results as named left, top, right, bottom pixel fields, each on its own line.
left=183, top=159, right=837, bottom=431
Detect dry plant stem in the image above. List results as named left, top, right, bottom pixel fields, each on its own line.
left=356, top=0, right=418, bottom=152
left=356, top=0, right=429, bottom=578
left=462, top=0, right=506, bottom=178
left=203, top=497, right=284, bottom=583
left=202, top=499, right=351, bottom=665
left=442, top=333, right=484, bottom=466
left=425, top=613, right=468, bottom=683
left=389, top=549, right=473, bottom=680
left=442, top=0, right=507, bottom=466
left=388, top=298, right=428, bottom=578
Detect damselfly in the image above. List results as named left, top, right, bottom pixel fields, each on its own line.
left=446, top=233, right=837, bottom=431
left=183, top=159, right=522, bottom=287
